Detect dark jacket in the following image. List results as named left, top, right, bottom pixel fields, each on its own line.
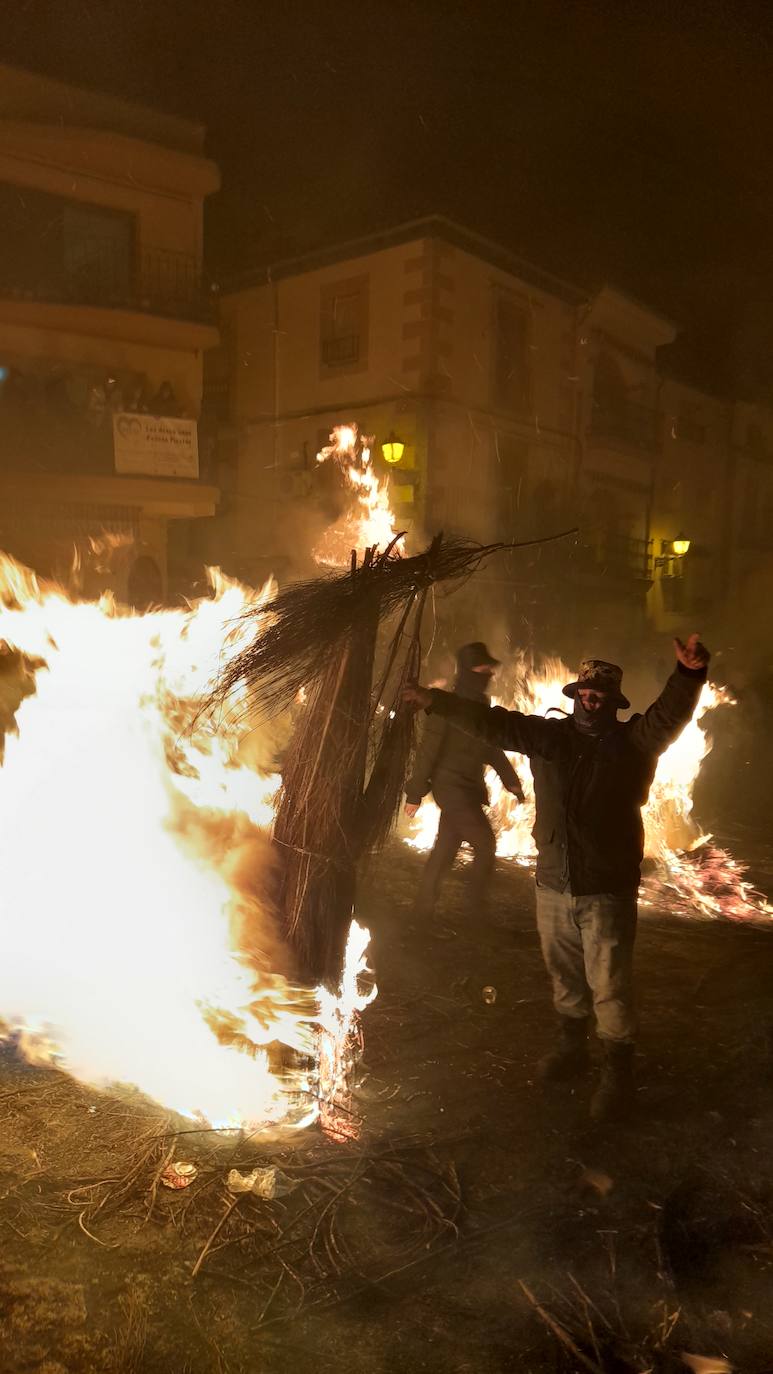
left=425, top=663, right=706, bottom=894
left=405, top=694, right=523, bottom=808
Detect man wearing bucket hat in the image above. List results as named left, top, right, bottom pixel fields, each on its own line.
left=404, top=634, right=710, bottom=1121
left=404, top=642, right=525, bottom=924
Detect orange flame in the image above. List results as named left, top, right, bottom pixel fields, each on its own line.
left=313, top=423, right=403, bottom=566
left=0, top=554, right=376, bottom=1129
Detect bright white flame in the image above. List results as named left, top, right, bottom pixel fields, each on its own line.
left=313, top=423, right=403, bottom=566
left=405, top=655, right=771, bottom=921
left=316, top=918, right=377, bottom=1140
left=0, top=554, right=377, bottom=1128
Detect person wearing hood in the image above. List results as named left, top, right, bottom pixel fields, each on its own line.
left=403, top=634, right=710, bottom=1122
left=404, top=642, right=525, bottom=924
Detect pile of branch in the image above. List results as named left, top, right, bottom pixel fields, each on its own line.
left=0, top=1063, right=463, bottom=1330
left=204, top=530, right=576, bottom=983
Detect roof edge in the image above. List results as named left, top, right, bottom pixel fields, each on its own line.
left=222, top=215, right=589, bottom=304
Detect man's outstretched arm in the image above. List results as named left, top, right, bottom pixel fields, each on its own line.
left=629, top=633, right=710, bottom=756
left=403, top=685, right=555, bottom=759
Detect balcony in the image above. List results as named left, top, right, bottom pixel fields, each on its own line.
left=0, top=237, right=216, bottom=326
left=589, top=400, right=662, bottom=452
left=572, top=530, right=653, bottom=583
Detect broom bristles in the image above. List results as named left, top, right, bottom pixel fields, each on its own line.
left=202, top=531, right=577, bottom=725
left=203, top=530, right=578, bottom=981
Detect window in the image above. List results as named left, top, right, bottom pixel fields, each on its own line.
left=0, top=182, right=135, bottom=306
left=320, top=276, right=369, bottom=372
left=62, top=202, right=133, bottom=304
left=592, top=352, right=659, bottom=448
left=593, top=352, right=627, bottom=416
left=492, top=295, right=531, bottom=413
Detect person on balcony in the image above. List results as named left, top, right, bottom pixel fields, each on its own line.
left=404, top=642, right=525, bottom=929
left=403, top=634, right=709, bottom=1122
left=149, top=380, right=180, bottom=416
left=125, top=374, right=149, bottom=413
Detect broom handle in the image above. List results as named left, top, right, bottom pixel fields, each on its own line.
left=408, top=586, right=430, bottom=680
left=368, top=592, right=417, bottom=721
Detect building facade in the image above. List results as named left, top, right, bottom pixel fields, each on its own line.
left=207, top=217, right=769, bottom=664
left=0, top=64, right=220, bottom=604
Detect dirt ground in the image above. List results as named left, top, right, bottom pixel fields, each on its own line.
left=2, top=823, right=773, bottom=1374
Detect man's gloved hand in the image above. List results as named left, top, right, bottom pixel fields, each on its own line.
left=674, top=633, right=711, bottom=671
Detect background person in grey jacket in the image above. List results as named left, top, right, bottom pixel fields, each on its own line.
left=404, top=642, right=524, bottom=923
left=404, top=634, right=710, bottom=1122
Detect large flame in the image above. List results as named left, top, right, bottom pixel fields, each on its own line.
left=0, top=554, right=373, bottom=1128
left=313, top=423, right=404, bottom=566
left=406, top=655, right=772, bottom=922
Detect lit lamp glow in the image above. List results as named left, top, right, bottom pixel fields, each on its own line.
left=672, top=534, right=691, bottom=557
left=381, top=432, right=405, bottom=465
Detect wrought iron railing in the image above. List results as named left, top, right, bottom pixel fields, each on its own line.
left=0, top=236, right=215, bottom=324
left=574, top=530, right=653, bottom=580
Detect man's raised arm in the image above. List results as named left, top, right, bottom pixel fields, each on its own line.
left=629, top=633, right=710, bottom=757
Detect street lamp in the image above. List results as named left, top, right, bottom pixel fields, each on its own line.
left=381, top=432, right=405, bottom=465
left=654, top=532, right=691, bottom=572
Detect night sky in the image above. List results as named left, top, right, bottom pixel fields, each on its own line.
left=2, top=0, right=772, bottom=390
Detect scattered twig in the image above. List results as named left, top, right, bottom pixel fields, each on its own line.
left=192, top=1193, right=243, bottom=1279
left=518, top=1280, right=606, bottom=1374
left=144, top=1142, right=177, bottom=1222
left=77, top=1208, right=120, bottom=1248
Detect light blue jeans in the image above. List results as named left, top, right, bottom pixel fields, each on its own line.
left=535, top=885, right=638, bottom=1043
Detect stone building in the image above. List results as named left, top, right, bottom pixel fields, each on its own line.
left=0, top=64, right=220, bottom=604
left=206, top=215, right=768, bottom=664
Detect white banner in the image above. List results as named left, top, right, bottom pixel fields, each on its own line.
left=113, top=413, right=199, bottom=479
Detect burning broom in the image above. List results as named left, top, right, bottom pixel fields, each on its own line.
left=207, top=529, right=577, bottom=986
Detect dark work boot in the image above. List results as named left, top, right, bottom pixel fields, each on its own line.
left=536, top=1016, right=591, bottom=1082
left=590, top=1041, right=636, bottom=1123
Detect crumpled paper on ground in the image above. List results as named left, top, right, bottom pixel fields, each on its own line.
left=226, top=1166, right=297, bottom=1200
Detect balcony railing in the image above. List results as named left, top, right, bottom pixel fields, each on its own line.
left=0, top=237, right=216, bottom=325
left=590, top=400, right=661, bottom=451
left=573, top=530, right=653, bottom=581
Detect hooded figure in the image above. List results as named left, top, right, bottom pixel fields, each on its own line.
left=404, top=642, right=524, bottom=925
